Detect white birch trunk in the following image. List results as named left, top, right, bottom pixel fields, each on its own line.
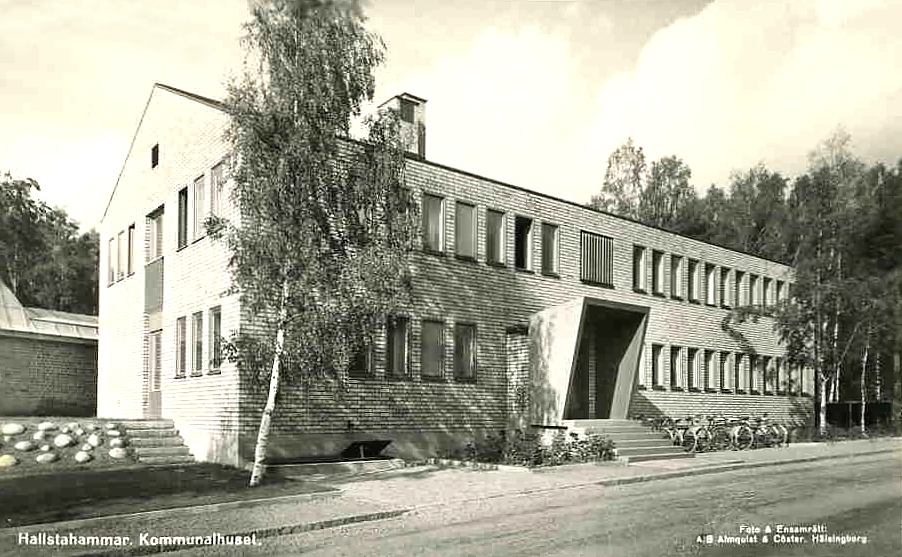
left=860, top=328, right=870, bottom=435
left=249, top=281, right=289, bottom=487
left=819, top=371, right=828, bottom=436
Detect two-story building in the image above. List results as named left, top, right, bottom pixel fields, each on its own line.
left=99, top=83, right=813, bottom=467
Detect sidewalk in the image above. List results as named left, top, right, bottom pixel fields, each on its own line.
left=1, top=437, right=898, bottom=557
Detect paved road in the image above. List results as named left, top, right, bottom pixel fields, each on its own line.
left=171, top=452, right=900, bottom=557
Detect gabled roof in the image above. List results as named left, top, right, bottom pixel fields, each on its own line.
left=0, top=280, right=97, bottom=342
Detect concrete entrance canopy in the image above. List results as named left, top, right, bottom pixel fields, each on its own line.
left=528, top=297, right=648, bottom=427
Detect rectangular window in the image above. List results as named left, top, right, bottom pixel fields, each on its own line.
left=148, top=208, right=164, bottom=261
left=485, top=209, right=505, bottom=265
left=670, top=255, right=683, bottom=299
left=705, top=263, right=717, bottom=305
left=776, top=280, right=785, bottom=303
left=453, top=323, right=476, bottom=381
left=705, top=350, right=717, bottom=390
left=752, top=355, right=764, bottom=393
left=763, top=277, right=772, bottom=307
left=688, top=259, right=700, bottom=302
left=720, top=351, right=733, bottom=391
left=735, top=271, right=746, bottom=306
left=455, top=202, right=476, bottom=259
left=765, top=356, right=777, bottom=394
left=736, top=353, right=747, bottom=393
left=400, top=98, right=415, bottom=123
left=514, top=216, right=533, bottom=270
left=637, top=344, right=646, bottom=388
left=541, top=223, right=559, bottom=275
left=151, top=144, right=159, bottom=168
left=175, top=317, right=186, bottom=378
left=194, top=175, right=206, bottom=240
left=107, top=237, right=115, bottom=285
left=422, top=193, right=444, bottom=252
left=581, top=232, right=614, bottom=285
left=177, top=187, right=188, bottom=249
left=749, top=274, right=759, bottom=306
left=688, top=348, right=700, bottom=390
left=633, top=245, right=647, bottom=291
left=670, top=346, right=683, bottom=390
left=209, top=307, right=222, bottom=372
left=210, top=161, right=224, bottom=217
left=116, top=231, right=124, bottom=280
left=192, top=311, right=203, bottom=375
left=421, top=320, right=445, bottom=379
left=386, top=316, right=410, bottom=376
left=652, top=344, right=664, bottom=387
left=350, top=342, right=374, bottom=377
left=720, top=267, right=732, bottom=307
left=652, top=250, right=665, bottom=295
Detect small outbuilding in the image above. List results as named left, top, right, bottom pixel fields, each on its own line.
left=0, top=280, right=98, bottom=416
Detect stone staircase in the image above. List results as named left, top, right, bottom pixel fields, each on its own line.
left=117, top=419, right=196, bottom=465
left=564, top=419, right=695, bottom=464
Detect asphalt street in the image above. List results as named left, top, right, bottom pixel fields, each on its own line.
left=168, top=451, right=901, bottom=557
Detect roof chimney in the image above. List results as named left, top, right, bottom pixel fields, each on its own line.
left=379, top=92, right=426, bottom=159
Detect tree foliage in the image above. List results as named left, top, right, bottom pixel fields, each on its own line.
left=0, top=172, right=98, bottom=314
left=214, top=0, right=417, bottom=484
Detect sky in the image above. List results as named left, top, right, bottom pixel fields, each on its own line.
left=2, top=0, right=901, bottom=230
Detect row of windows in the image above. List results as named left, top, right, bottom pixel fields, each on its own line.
left=632, top=246, right=788, bottom=309
left=356, top=317, right=478, bottom=382
left=421, top=193, right=613, bottom=285
left=107, top=159, right=227, bottom=286
left=174, top=306, right=222, bottom=378
left=639, top=344, right=811, bottom=396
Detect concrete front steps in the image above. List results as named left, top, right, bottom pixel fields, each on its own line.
left=116, top=419, right=196, bottom=465
left=564, top=419, right=695, bottom=464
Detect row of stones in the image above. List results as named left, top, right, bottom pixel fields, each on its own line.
left=0, top=422, right=129, bottom=468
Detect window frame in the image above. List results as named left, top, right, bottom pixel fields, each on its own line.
left=151, top=144, right=159, bottom=168
left=652, top=344, right=665, bottom=389
left=193, top=174, right=206, bottom=241
left=514, top=215, right=534, bottom=271
left=453, top=322, right=477, bottom=382
left=688, top=258, right=700, bottom=302
left=147, top=207, right=164, bottom=262
left=191, top=311, right=203, bottom=376
left=177, top=187, right=189, bottom=250
left=720, top=267, right=732, bottom=308
left=386, top=316, right=410, bottom=378
left=670, top=346, right=683, bottom=391
left=652, top=250, right=665, bottom=296
left=688, top=347, right=700, bottom=391
left=485, top=208, right=506, bottom=266
left=175, top=316, right=187, bottom=378
left=580, top=231, right=614, bottom=287
left=210, top=160, right=225, bottom=217
left=116, top=230, right=124, bottom=281
left=421, top=193, right=445, bottom=253
left=454, top=201, right=477, bottom=260
left=720, top=351, right=733, bottom=392
left=632, top=245, right=647, bottom=292
left=107, top=237, right=115, bottom=286
left=209, top=306, right=222, bottom=373
left=670, top=255, right=684, bottom=300
left=420, top=319, right=445, bottom=381
left=541, top=222, right=560, bottom=276
left=705, top=263, right=717, bottom=306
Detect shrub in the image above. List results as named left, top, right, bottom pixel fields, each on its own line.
left=444, top=429, right=616, bottom=467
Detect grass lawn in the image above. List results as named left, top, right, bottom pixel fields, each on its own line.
left=0, top=463, right=334, bottom=528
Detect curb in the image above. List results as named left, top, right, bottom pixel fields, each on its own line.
left=68, top=508, right=411, bottom=557
left=4, top=489, right=342, bottom=533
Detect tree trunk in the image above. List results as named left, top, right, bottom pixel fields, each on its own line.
left=249, top=280, right=290, bottom=488
left=860, top=327, right=870, bottom=436
left=818, top=371, right=828, bottom=436
left=875, top=353, right=882, bottom=401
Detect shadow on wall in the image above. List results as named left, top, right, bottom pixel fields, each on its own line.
left=0, top=397, right=95, bottom=417
left=628, top=389, right=814, bottom=426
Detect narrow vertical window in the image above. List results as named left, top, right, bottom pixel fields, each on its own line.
left=453, top=323, right=476, bottom=381
left=194, top=175, right=206, bottom=240
left=637, top=344, right=646, bottom=388
left=670, top=255, right=683, bottom=299
left=514, top=216, right=533, bottom=270
left=705, top=263, right=717, bottom=305
left=421, top=320, right=445, bottom=379
left=209, top=307, right=222, bottom=372
left=151, top=144, right=159, bottom=168
left=454, top=202, right=476, bottom=259
left=210, top=161, right=224, bottom=217
left=116, top=231, right=124, bottom=280
left=736, top=353, right=747, bottom=393
left=705, top=350, right=717, bottom=390
left=127, top=224, right=135, bottom=276
left=387, top=316, right=409, bottom=376
left=720, top=351, right=733, bottom=391
left=688, top=348, right=700, bottom=390
left=149, top=331, right=162, bottom=392
left=652, top=251, right=665, bottom=295
left=541, top=223, right=559, bottom=275
left=749, top=274, right=759, bottom=306
left=107, top=237, right=115, bottom=285
left=177, top=187, right=188, bottom=249
left=670, top=346, right=683, bottom=390
left=580, top=232, right=613, bottom=285
left=350, top=342, right=374, bottom=377
left=192, top=311, right=203, bottom=375
left=148, top=207, right=164, bottom=261
left=763, top=278, right=772, bottom=308
left=735, top=271, right=746, bottom=306
left=175, top=317, right=186, bottom=378
left=688, top=259, right=700, bottom=302
left=720, top=267, right=731, bottom=307
left=485, top=209, right=505, bottom=265
left=422, top=193, right=444, bottom=252
left=776, top=280, right=785, bottom=303
left=633, top=246, right=647, bottom=291
left=652, top=344, right=664, bottom=387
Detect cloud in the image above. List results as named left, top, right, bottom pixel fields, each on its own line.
left=578, top=0, right=902, bottom=197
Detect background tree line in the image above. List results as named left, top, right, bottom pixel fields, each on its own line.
left=590, top=131, right=902, bottom=432
left=0, top=171, right=98, bottom=315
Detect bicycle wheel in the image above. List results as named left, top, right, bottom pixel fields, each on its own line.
left=681, top=429, right=697, bottom=452
left=693, top=426, right=711, bottom=452
left=731, top=425, right=753, bottom=450
left=711, top=426, right=731, bottom=451
left=772, top=424, right=788, bottom=446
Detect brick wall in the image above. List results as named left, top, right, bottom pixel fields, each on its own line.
left=0, top=334, right=97, bottom=416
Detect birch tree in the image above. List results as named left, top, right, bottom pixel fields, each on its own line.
left=214, top=0, right=417, bottom=487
